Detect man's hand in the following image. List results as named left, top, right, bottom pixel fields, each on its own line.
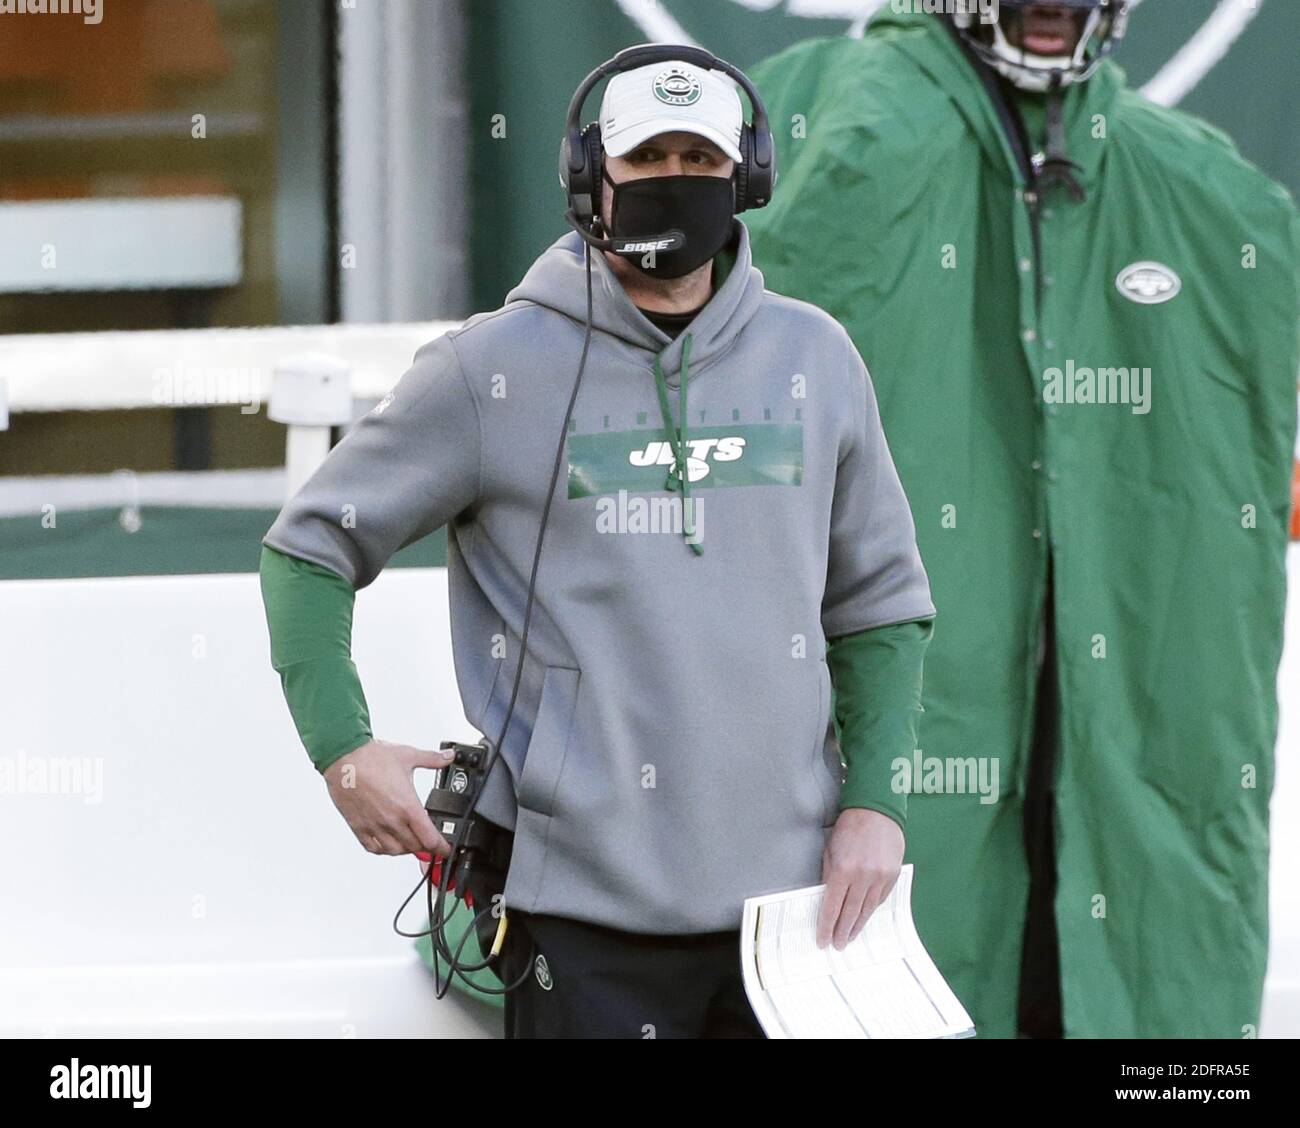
left=323, top=739, right=456, bottom=858
left=817, top=807, right=905, bottom=950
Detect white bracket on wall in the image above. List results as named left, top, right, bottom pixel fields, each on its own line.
left=269, top=353, right=353, bottom=499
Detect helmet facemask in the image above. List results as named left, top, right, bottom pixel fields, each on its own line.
left=953, top=0, right=1130, bottom=93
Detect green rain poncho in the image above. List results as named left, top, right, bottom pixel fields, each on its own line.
left=746, top=8, right=1299, bottom=1038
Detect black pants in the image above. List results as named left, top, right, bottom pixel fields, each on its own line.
left=1017, top=575, right=1064, bottom=1038
left=466, top=820, right=765, bottom=1039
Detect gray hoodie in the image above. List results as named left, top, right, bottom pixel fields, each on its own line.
left=263, top=221, right=933, bottom=933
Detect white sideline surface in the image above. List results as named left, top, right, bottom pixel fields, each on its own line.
left=0, top=568, right=495, bottom=1038
left=0, top=554, right=1297, bottom=1038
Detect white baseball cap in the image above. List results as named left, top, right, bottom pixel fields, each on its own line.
left=599, top=59, right=744, bottom=164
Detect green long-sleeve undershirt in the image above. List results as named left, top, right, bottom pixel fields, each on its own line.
left=260, top=545, right=374, bottom=773
left=259, top=544, right=932, bottom=825
left=826, top=616, right=933, bottom=828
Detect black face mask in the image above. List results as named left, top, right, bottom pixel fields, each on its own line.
left=602, top=170, right=736, bottom=280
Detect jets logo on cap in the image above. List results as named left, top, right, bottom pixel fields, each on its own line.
left=653, top=68, right=702, bottom=106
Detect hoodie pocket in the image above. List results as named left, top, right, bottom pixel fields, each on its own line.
left=812, top=659, right=842, bottom=828
left=517, top=665, right=581, bottom=819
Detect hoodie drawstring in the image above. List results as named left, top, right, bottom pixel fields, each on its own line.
left=652, top=332, right=703, bottom=556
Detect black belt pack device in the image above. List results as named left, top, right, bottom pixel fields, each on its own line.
left=424, top=739, right=494, bottom=853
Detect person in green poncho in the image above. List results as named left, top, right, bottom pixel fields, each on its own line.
left=746, top=0, right=1300, bottom=1038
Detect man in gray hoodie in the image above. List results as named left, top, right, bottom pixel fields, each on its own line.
left=260, top=48, right=935, bottom=1038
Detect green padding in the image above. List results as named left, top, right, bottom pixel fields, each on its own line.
left=0, top=507, right=447, bottom=580
left=413, top=904, right=506, bottom=1009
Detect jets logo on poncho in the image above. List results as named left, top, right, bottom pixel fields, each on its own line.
left=1116, top=261, right=1182, bottom=305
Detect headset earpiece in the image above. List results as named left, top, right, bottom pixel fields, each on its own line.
left=584, top=124, right=605, bottom=229
left=738, top=120, right=775, bottom=212
left=734, top=126, right=753, bottom=213
left=562, top=122, right=604, bottom=230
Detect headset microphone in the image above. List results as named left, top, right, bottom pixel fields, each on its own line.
left=562, top=208, right=684, bottom=257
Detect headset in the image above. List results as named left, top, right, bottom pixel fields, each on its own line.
left=560, top=43, right=777, bottom=245
left=396, top=45, right=776, bottom=1001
